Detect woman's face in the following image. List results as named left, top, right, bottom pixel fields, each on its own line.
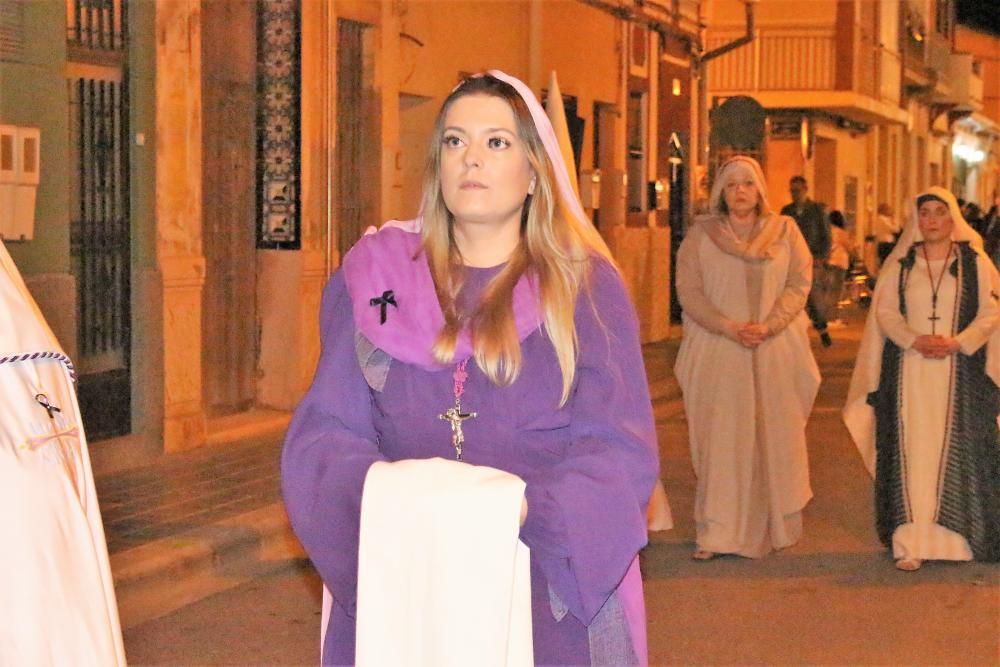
left=439, top=94, right=535, bottom=232
left=721, top=167, right=759, bottom=217
left=917, top=199, right=954, bottom=244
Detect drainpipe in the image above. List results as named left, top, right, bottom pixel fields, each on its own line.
left=326, top=2, right=336, bottom=277
left=696, top=0, right=756, bottom=175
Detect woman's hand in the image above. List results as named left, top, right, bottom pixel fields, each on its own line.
left=737, top=322, right=770, bottom=349
left=936, top=336, right=961, bottom=356
left=721, top=321, right=769, bottom=348
left=721, top=320, right=744, bottom=343
left=520, top=498, right=528, bottom=526
left=912, top=335, right=960, bottom=359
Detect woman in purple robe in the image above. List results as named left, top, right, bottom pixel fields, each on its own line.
left=281, top=71, right=659, bottom=666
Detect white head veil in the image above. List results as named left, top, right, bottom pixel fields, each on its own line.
left=484, top=70, right=589, bottom=227
left=843, top=186, right=1000, bottom=475
left=883, top=186, right=984, bottom=264
left=708, top=156, right=772, bottom=217
left=377, top=69, right=593, bottom=240
left=696, top=156, right=785, bottom=262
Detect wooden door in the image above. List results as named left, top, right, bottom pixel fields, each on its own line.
left=336, top=19, right=379, bottom=257
left=201, top=0, right=257, bottom=415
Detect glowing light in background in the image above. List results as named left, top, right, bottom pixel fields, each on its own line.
left=952, top=143, right=985, bottom=163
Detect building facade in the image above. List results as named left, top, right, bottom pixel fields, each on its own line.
left=952, top=24, right=999, bottom=212
left=703, top=0, right=981, bottom=271
left=1, top=0, right=702, bottom=459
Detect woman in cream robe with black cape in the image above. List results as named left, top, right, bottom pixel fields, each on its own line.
left=675, top=156, right=820, bottom=559
left=0, top=242, right=126, bottom=665
left=844, top=186, right=1000, bottom=570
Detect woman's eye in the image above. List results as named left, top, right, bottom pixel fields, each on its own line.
left=488, top=136, right=510, bottom=149
left=442, top=135, right=463, bottom=148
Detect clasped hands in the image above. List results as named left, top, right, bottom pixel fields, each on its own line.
left=723, top=321, right=770, bottom=349
left=912, top=335, right=960, bottom=359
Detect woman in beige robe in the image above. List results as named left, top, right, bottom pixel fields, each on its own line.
left=675, top=156, right=821, bottom=559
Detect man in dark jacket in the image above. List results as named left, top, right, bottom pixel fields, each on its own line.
left=982, top=197, right=1000, bottom=266
left=780, top=176, right=832, bottom=346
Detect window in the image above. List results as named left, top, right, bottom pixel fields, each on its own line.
left=627, top=91, right=647, bottom=214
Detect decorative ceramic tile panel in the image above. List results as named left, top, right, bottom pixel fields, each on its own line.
left=257, top=0, right=300, bottom=248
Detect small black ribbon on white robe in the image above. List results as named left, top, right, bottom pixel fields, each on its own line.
left=34, top=393, right=61, bottom=419
left=369, top=290, right=398, bottom=325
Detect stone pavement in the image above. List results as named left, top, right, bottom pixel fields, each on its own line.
left=99, top=435, right=282, bottom=555
left=97, top=430, right=299, bottom=628
left=642, top=310, right=999, bottom=665
left=93, top=308, right=869, bottom=630
left=116, top=308, right=999, bottom=664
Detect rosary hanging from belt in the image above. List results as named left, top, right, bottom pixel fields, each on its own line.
left=438, top=358, right=477, bottom=461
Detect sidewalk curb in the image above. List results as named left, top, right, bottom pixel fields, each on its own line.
left=112, top=502, right=303, bottom=629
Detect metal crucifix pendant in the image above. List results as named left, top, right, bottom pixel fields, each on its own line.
left=438, top=399, right=477, bottom=461
left=928, top=296, right=940, bottom=335
left=928, top=312, right=941, bottom=335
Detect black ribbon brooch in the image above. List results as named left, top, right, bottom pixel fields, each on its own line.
left=369, top=290, right=398, bottom=325
left=34, top=393, right=62, bottom=419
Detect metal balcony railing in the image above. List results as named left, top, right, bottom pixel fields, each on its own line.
left=942, top=53, right=983, bottom=111
left=66, top=0, right=126, bottom=52
left=924, top=31, right=952, bottom=74
left=706, top=27, right=837, bottom=92
left=880, top=48, right=903, bottom=105
left=706, top=25, right=903, bottom=108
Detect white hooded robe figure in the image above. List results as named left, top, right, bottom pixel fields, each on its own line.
left=0, top=242, right=126, bottom=666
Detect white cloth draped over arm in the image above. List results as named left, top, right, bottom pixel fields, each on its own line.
left=355, top=458, right=532, bottom=667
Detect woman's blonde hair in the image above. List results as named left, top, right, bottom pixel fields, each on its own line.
left=419, top=74, right=615, bottom=404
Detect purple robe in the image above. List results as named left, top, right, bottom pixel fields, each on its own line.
left=281, top=229, right=658, bottom=665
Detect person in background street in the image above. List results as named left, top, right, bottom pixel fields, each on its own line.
left=675, top=156, right=820, bottom=561
left=282, top=71, right=658, bottom=666
left=844, top=186, right=1000, bottom=572
left=962, top=201, right=984, bottom=235
left=0, top=242, right=126, bottom=666
left=824, top=210, right=855, bottom=327
left=781, top=176, right=833, bottom=346
left=982, top=195, right=1000, bottom=266
left=874, top=202, right=901, bottom=268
